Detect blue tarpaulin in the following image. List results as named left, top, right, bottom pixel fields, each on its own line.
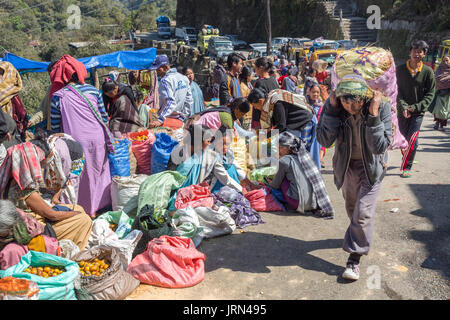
left=0, top=47, right=157, bottom=74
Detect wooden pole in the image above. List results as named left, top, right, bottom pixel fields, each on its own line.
left=93, top=67, right=100, bottom=89
left=266, top=0, right=272, bottom=56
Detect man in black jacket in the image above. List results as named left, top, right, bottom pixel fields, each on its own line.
left=219, top=53, right=245, bottom=106
left=317, top=76, right=392, bottom=281
left=396, top=40, right=436, bottom=178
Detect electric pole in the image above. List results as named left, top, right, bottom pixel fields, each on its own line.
left=266, top=0, right=272, bottom=56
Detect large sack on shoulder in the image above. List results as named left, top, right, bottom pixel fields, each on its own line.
left=127, top=236, right=205, bottom=288
left=331, top=47, right=407, bottom=149
left=111, top=174, right=149, bottom=217
left=73, top=246, right=140, bottom=300
left=0, top=251, right=79, bottom=300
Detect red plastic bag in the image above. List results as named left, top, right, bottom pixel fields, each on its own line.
left=124, top=130, right=156, bottom=175
left=175, top=183, right=214, bottom=210
left=244, top=187, right=284, bottom=212
left=127, top=236, right=206, bottom=288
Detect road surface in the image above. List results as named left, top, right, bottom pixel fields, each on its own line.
left=127, top=113, right=450, bottom=300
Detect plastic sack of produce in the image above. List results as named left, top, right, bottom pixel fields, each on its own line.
left=248, top=134, right=279, bottom=168
left=125, top=130, right=156, bottom=175
left=195, top=206, right=236, bottom=238
left=174, top=183, right=214, bottom=210
left=108, top=138, right=131, bottom=178
left=151, top=133, right=179, bottom=174
left=249, top=166, right=278, bottom=183
left=0, top=251, right=80, bottom=300
left=244, top=187, right=286, bottom=212
left=58, top=239, right=80, bottom=260
left=73, top=246, right=140, bottom=300
left=95, top=210, right=134, bottom=239
left=231, top=136, right=248, bottom=173
left=110, top=174, right=149, bottom=217
left=131, top=204, right=172, bottom=257
left=136, top=171, right=186, bottom=223
left=331, top=46, right=407, bottom=149
left=85, top=220, right=142, bottom=269
left=0, top=277, right=40, bottom=300
left=127, top=236, right=206, bottom=288
left=170, top=207, right=204, bottom=247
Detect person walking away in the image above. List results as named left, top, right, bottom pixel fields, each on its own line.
left=101, top=80, right=145, bottom=137
left=396, top=40, right=436, bottom=178
left=317, top=74, right=392, bottom=281
left=307, top=84, right=326, bottom=167
left=49, top=55, right=114, bottom=217
left=182, top=67, right=206, bottom=116
left=219, top=53, right=245, bottom=106
left=428, top=55, right=450, bottom=131
left=282, top=68, right=298, bottom=93
left=252, top=57, right=279, bottom=129
left=149, top=55, right=193, bottom=130
left=28, top=61, right=58, bottom=131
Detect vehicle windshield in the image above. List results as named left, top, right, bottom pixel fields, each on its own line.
left=216, top=43, right=233, bottom=50
left=160, top=27, right=170, bottom=32
left=185, top=29, right=196, bottom=34
left=273, top=39, right=283, bottom=44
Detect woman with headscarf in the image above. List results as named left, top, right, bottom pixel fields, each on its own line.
left=101, top=80, right=145, bottom=137
left=0, top=62, right=28, bottom=141
left=49, top=54, right=114, bottom=217
left=429, top=55, right=450, bottom=131
left=182, top=67, right=205, bottom=116
left=268, top=131, right=334, bottom=217
left=0, top=141, right=92, bottom=252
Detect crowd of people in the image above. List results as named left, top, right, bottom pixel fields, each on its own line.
left=0, top=37, right=449, bottom=285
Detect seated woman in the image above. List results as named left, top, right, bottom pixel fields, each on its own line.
left=210, top=126, right=256, bottom=193
left=0, top=140, right=92, bottom=251
left=167, top=124, right=244, bottom=211
left=268, top=131, right=334, bottom=218
left=102, top=80, right=145, bottom=137
left=189, top=97, right=251, bottom=132
left=0, top=200, right=59, bottom=270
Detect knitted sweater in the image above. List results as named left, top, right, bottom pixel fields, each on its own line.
left=396, top=63, right=436, bottom=115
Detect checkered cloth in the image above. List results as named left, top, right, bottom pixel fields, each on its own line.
left=0, top=142, right=45, bottom=197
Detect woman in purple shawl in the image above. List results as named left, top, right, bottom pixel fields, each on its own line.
left=50, top=59, right=114, bottom=217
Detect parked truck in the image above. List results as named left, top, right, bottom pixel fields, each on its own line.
left=157, top=16, right=171, bottom=39
left=197, top=24, right=220, bottom=54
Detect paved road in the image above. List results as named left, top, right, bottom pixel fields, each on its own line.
left=127, top=113, right=449, bottom=300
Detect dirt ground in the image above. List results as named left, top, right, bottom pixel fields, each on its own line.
left=126, top=113, right=450, bottom=300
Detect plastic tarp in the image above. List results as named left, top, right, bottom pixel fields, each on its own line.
left=1, top=47, right=157, bottom=74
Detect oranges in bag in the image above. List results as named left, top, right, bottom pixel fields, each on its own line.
left=24, top=266, right=65, bottom=278
left=78, top=258, right=109, bottom=277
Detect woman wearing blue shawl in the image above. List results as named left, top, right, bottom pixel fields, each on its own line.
left=183, top=67, right=205, bottom=116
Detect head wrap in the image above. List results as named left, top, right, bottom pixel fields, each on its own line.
left=335, top=74, right=374, bottom=99
left=49, top=55, right=87, bottom=97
